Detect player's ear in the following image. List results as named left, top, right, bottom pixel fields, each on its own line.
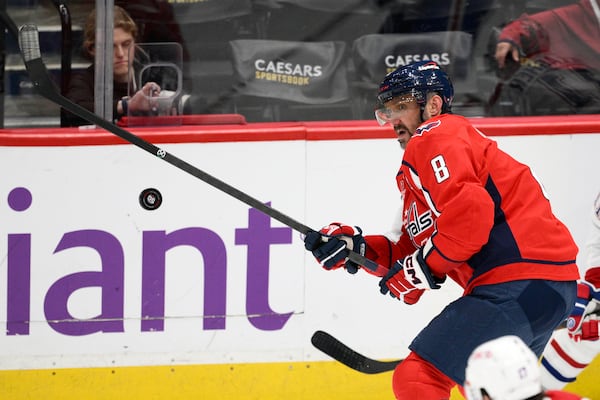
left=427, top=94, right=443, bottom=117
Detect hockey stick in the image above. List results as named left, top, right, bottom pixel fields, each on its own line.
left=311, top=330, right=402, bottom=374
left=16, top=23, right=379, bottom=271
left=313, top=309, right=600, bottom=375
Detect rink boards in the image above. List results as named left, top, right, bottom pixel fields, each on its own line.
left=0, top=117, right=599, bottom=399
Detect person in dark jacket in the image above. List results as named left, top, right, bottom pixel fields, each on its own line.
left=64, top=6, right=161, bottom=126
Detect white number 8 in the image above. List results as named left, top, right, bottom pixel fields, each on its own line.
left=431, top=155, right=450, bottom=183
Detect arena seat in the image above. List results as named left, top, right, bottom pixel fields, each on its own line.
left=228, top=39, right=352, bottom=121
left=351, top=31, right=475, bottom=118
left=254, top=0, right=389, bottom=44
left=167, top=0, right=269, bottom=113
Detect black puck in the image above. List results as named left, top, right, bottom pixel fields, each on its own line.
left=139, top=188, right=162, bottom=210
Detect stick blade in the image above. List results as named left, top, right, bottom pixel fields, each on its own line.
left=311, top=330, right=401, bottom=374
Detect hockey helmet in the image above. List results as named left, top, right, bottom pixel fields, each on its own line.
left=464, top=335, right=542, bottom=400
left=377, top=60, right=454, bottom=112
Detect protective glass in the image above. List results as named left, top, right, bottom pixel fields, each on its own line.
left=374, top=96, right=417, bottom=126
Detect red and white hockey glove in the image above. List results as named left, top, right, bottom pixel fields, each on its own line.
left=304, top=222, right=366, bottom=274
left=566, top=280, right=600, bottom=342
left=378, top=248, right=445, bottom=305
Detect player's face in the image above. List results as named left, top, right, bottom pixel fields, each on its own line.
left=112, top=28, right=135, bottom=83
left=375, top=95, right=421, bottom=149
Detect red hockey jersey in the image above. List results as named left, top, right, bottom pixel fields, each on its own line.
left=366, top=113, right=580, bottom=294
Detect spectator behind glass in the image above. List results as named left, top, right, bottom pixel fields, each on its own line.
left=465, top=335, right=588, bottom=400
left=488, top=0, right=600, bottom=116
left=63, top=6, right=162, bottom=127
left=115, top=0, right=193, bottom=93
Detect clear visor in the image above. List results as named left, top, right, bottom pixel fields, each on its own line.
left=374, top=108, right=395, bottom=126
left=374, top=96, right=416, bottom=126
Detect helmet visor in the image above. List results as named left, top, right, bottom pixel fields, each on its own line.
left=374, top=96, right=417, bottom=126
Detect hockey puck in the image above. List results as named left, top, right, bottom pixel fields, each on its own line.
left=139, top=188, right=162, bottom=210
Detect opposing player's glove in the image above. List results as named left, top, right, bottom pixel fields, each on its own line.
left=304, top=222, right=366, bottom=274
left=379, top=248, right=445, bottom=305
left=567, top=280, right=600, bottom=341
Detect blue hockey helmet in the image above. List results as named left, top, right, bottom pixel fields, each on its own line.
left=377, top=60, right=454, bottom=113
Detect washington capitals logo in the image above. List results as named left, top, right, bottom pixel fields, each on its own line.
left=418, top=61, right=440, bottom=71
left=416, top=120, right=441, bottom=135
left=405, top=202, right=434, bottom=245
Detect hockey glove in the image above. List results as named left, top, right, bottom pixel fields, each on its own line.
left=379, top=248, right=445, bottom=305
left=304, top=222, right=366, bottom=274
left=567, top=280, right=600, bottom=341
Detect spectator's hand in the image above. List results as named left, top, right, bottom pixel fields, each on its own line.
left=128, top=82, right=162, bottom=114
left=304, top=223, right=366, bottom=274
left=495, top=42, right=520, bottom=69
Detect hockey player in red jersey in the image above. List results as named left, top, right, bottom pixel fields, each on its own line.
left=304, top=60, right=580, bottom=399
left=465, top=335, right=588, bottom=400
left=540, top=191, right=600, bottom=390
